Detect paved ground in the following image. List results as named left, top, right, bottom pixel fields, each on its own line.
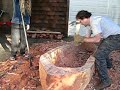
left=0, top=46, right=10, bottom=61
left=0, top=34, right=11, bottom=62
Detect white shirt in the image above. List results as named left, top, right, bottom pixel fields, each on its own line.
left=88, top=16, right=120, bottom=38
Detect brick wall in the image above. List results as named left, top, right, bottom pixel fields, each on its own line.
left=31, top=0, right=69, bottom=36
left=0, top=0, right=2, bottom=9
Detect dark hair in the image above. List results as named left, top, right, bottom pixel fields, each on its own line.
left=76, top=10, right=92, bottom=20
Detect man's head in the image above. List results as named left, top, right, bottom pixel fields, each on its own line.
left=76, top=10, right=92, bottom=26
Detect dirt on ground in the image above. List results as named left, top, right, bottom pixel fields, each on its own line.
left=55, top=42, right=95, bottom=67
left=0, top=40, right=69, bottom=90
left=0, top=40, right=120, bottom=90
left=85, top=50, right=120, bottom=90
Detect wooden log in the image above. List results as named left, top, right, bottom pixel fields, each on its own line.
left=27, top=31, right=61, bottom=34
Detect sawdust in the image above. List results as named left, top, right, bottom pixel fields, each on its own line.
left=0, top=40, right=120, bottom=90
left=85, top=50, right=120, bottom=90
left=0, top=40, right=68, bottom=90
left=55, top=42, right=95, bottom=67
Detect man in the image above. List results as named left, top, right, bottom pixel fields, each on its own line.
left=75, top=10, right=120, bottom=90
left=10, top=0, right=31, bottom=60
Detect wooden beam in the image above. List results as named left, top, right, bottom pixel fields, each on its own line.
left=27, top=31, right=61, bottom=34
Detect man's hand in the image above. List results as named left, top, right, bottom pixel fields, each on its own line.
left=74, top=34, right=84, bottom=45
left=26, top=24, right=30, bottom=30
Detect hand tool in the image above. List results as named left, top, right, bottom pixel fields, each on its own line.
left=19, top=1, right=33, bottom=67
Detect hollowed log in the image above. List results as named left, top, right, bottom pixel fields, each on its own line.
left=39, top=43, right=96, bottom=90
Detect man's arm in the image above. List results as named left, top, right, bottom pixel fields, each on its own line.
left=84, top=33, right=102, bottom=43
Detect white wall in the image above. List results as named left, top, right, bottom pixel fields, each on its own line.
left=107, top=0, right=120, bottom=24
left=68, top=0, right=120, bottom=36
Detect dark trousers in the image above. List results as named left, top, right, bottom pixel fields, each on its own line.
left=94, top=34, right=120, bottom=84
left=11, top=24, right=26, bottom=57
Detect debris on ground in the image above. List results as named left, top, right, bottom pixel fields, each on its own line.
left=0, top=40, right=120, bottom=90
left=85, top=50, right=120, bottom=90
left=0, top=40, right=68, bottom=90
left=55, top=42, right=96, bottom=67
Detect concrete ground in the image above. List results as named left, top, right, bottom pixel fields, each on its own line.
left=0, top=34, right=11, bottom=62
left=0, top=46, right=10, bottom=61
